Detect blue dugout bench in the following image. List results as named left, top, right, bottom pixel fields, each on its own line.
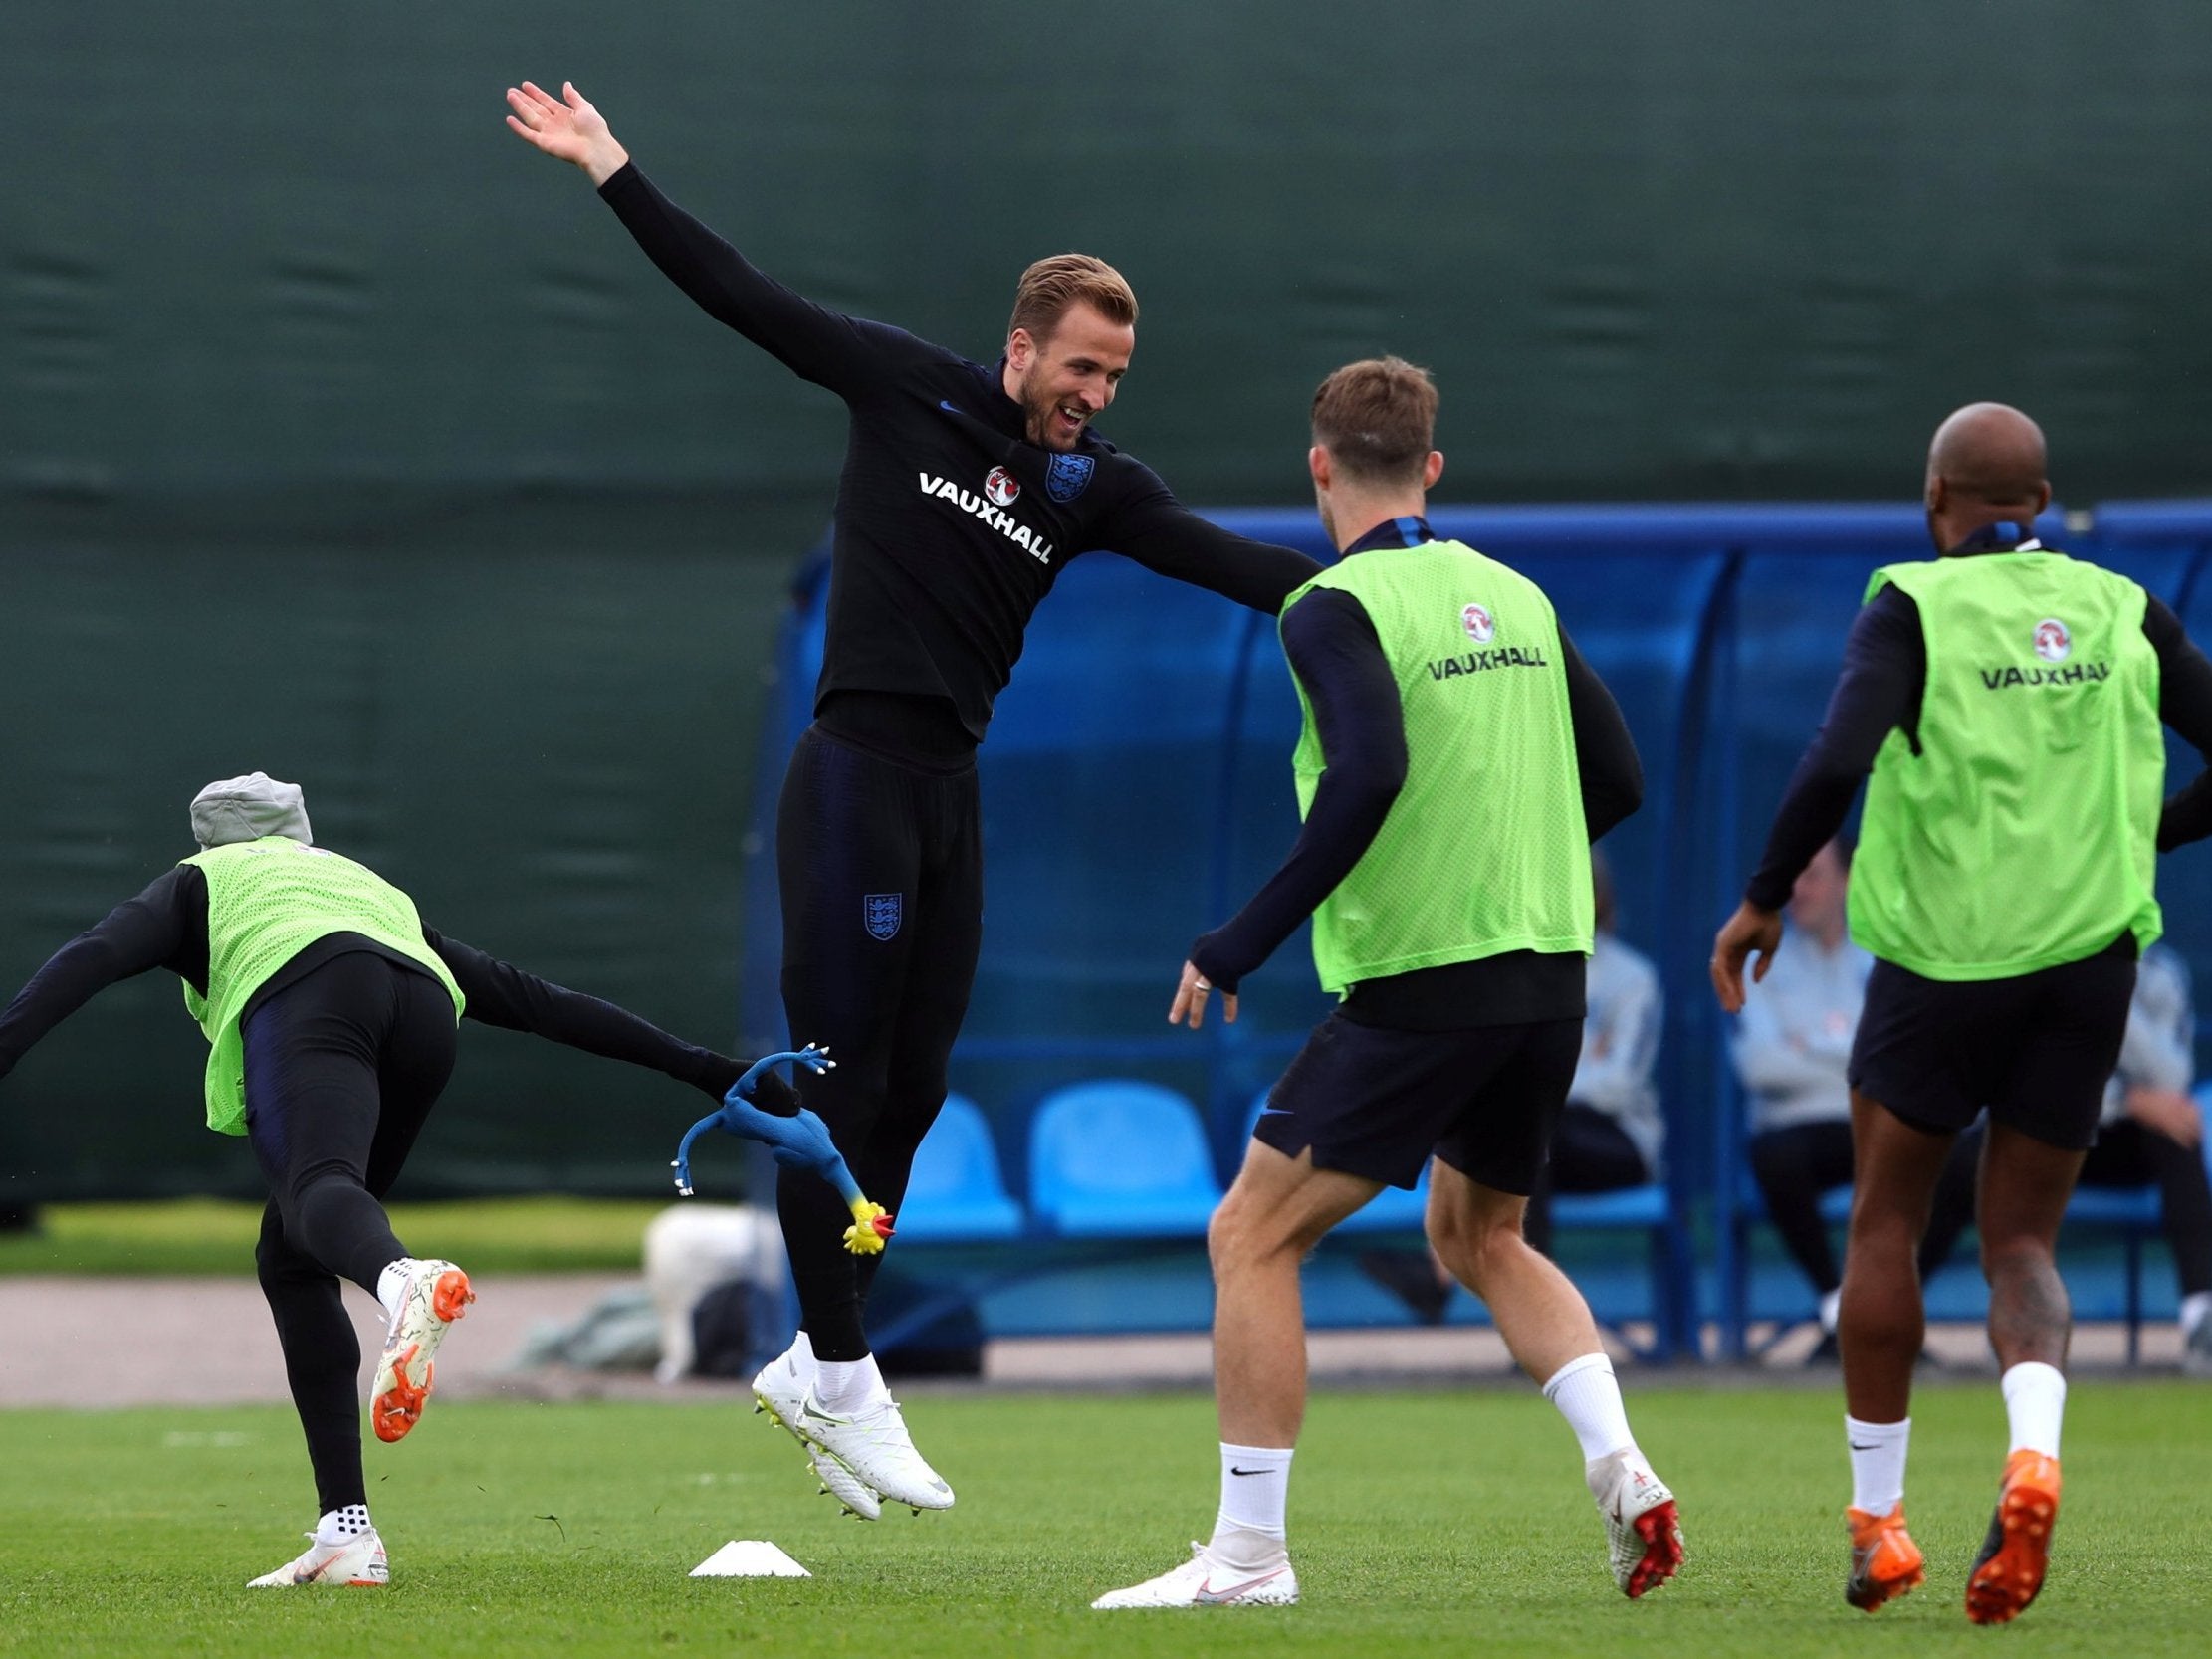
left=740, top=500, right=2212, bottom=1362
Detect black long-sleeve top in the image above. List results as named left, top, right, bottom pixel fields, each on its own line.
left=1189, top=518, right=1645, bottom=1029
left=0, top=863, right=784, bottom=1108
left=597, top=163, right=1322, bottom=754
left=1745, top=534, right=2212, bottom=910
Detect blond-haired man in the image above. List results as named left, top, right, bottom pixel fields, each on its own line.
left=508, top=80, right=1320, bottom=1516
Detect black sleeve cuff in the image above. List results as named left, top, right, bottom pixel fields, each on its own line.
left=1187, top=931, right=1249, bottom=997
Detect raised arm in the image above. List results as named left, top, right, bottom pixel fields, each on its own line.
left=1104, top=473, right=1324, bottom=615
left=504, top=80, right=920, bottom=395
left=504, top=79, right=631, bottom=185
left=0, top=867, right=203, bottom=1082
left=421, top=927, right=795, bottom=1111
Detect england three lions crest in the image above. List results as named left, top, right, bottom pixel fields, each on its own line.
left=864, top=893, right=903, bottom=941
left=1045, top=452, right=1095, bottom=503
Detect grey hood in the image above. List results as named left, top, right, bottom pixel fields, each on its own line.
left=189, top=772, right=313, bottom=849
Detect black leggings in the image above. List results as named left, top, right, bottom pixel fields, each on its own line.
left=242, top=951, right=458, bottom=1514
left=2080, top=1118, right=2212, bottom=1296
left=1748, top=1118, right=1977, bottom=1296
left=775, top=726, right=982, bottom=1361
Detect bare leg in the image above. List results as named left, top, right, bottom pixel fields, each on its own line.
left=1840, top=1091, right=1954, bottom=1423
left=1427, top=1157, right=1682, bottom=1597
left=1963, top=1123, right=2083, bottom=1626
left=1209, top=1141, right=1379, bottom=1447
left=1976, top=1125, right=2084, bottom=1371
left=1425, top=1160, right=1601, bottom=1382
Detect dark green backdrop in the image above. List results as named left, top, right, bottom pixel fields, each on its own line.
left=5, top=2, right=2209, bottom=1196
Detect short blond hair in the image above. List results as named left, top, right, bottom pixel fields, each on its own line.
left=1311, top=356, right=1438, bottom=484
left=1008, top=254, right=1138, bottom=345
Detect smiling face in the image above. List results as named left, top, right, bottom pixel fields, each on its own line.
left=1006, top=301, right=1135, bottom=451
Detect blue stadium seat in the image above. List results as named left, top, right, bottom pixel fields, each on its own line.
left=2063, top=1182, right=2163, bottom=1363
left=1027, top=1081, right=1223, bottom=1237
left=1556, top=1184, right=1674, bottom=1229
left=1554, top=1181, right=1697, bottom=1360
left=892, top=1093, right=1025, bottom=1243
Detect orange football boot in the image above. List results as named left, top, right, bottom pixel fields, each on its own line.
left=1965, top=1450, right=2061, bottom=1625
left=1845, top=1503, right=1926, bottom=1612
left=370, top=1259, right=474, bottom=1444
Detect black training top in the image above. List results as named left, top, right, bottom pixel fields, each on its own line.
left=599, top=164, right=1322, bottom=750
left=1746, top=529, right=2212, bottom=910
left=0, top=862, right=774, bottom=1107
left=1190, top=517, right=1645, bottom=1030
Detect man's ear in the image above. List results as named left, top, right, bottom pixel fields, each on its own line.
left=1006, top=327, right=1036, bottom=372
left=1423, top=450, right=1444, bottom=489
left=1925, top=474, right=1947, bottom=514
left=1309, top=445, right=1331, bottom=489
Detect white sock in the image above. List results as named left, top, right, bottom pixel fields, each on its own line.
left=1542, top=1352, right=1637, bottom=1464
left=2000, top=1361, right=2066, bottom=1458
left=1214, top=1443, right=1293, bottom=1545
left=787, top=1329, right=818, bottom=1381
left=314, top=1503, right=374, bottom=1544
left=1819, top=1288, right=1843, bottom=1334
left=2180, top=1292, right=2212, bottom=1339
left=375, top=1259, right=411, bottom=1322
left=813, top=1353, right=886, bottom=1414
left=1845, top=1414, right=1910, bottom=1515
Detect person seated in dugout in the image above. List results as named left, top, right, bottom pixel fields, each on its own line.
left=1731, top=836, right=1976, bottom=1360
left=2077, top=939, right=2212, bottom=1375
left=1523, top=849, right=1664, bottom=1253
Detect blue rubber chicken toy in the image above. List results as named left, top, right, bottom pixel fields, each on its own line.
left=671, top=1045, right=893, bottom=1255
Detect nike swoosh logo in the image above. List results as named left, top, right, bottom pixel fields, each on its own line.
left=1850, top=1442, right=1880, bottom=1451
left=1256, top=1108, right=1289, bottom=1118
left=1194, top=1567, right=1284, bottom=1603
left=939, top=400, right=963, bottom=414
left=1228, top=1466, right=1269, bottom=1476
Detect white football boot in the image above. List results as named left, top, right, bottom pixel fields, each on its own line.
left=371, top=1258, right=474, bottom=1444
left=247, top=1527, right=389, bottom=1587
left=1092, top=1542, right=1299, bottom=1609
left=1588, top=1449, right=1684, bottom=1598
left=752, top=1347, right=882, bottom=1521
left=791, top=1391, right=954, bottom=1513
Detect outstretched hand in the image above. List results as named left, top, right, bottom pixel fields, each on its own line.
left=1710, top=900, right=1784, bottom=1014
left=505, top=80, right=629, bottom=185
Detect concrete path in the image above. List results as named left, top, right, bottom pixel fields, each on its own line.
left=0, top=1275, right=2187, bottom=1409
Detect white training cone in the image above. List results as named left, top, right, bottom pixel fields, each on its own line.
left=691, top=1540, right=811, bottom=1578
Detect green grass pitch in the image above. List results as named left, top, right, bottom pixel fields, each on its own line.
left=3, top=1381, right=2208, bottom=1657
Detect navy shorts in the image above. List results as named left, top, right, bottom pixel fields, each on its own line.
left=1255, top=1012, right=1583, bottom=1195
left=1847, top=935, right=2136, bottom=1152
